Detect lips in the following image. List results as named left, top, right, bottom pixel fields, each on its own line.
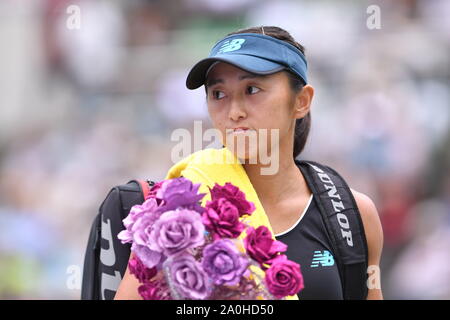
left=233, top=127, right=249, bottom=132
left=226, top=127, right=255, bottom=136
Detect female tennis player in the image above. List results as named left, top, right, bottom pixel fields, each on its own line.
left=114, top=26, right=384, bottom=300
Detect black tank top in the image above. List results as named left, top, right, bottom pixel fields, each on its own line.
left=274, top=194, right=344, bottom=300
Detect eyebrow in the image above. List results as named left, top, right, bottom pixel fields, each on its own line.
left=206, top=73, right=263, bottom=88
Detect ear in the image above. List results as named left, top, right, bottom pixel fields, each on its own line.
left=293, top=85, right=314, bottom=119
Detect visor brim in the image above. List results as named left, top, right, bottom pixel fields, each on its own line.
left=186, top=55, right=286, bottom=90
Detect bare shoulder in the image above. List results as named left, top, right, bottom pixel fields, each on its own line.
left=349, top=188, right=383, bottom=248
left=350, top=189, right=379, bottom=222
left=350, top=188, right=384, bottom=300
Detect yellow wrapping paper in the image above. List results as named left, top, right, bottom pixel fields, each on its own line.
left=164, top=147, right=299, bottom=300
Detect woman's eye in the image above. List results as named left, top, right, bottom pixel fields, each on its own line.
left=212, top=90, right=225, bottom=100
left=246, top=86, right=260, bottom=95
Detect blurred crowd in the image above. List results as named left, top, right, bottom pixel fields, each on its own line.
left=0, top=0, right=449, bottom=299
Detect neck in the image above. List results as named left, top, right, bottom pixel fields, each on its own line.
left=242, top=150, right=307, bottom=205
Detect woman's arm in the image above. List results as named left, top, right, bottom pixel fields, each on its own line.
left=351, top=189, right=384, bottom=300
left=114, top=252, right=143, bottom=300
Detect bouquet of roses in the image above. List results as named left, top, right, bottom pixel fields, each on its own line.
left=118, top=177, right=304, bottom=300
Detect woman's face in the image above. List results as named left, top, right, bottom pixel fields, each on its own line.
left=205, top=62, right=303, bottom=162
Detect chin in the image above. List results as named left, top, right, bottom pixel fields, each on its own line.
left=225, top=144, right=260, bottom=164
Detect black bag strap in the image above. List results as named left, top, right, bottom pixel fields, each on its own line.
left=296, top=159, right=369, bottom=300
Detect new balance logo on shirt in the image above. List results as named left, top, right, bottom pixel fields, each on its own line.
left=311, top=250, right=335, bottom=268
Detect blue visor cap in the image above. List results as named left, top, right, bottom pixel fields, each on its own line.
left=186, top=33, right=308, bottom=89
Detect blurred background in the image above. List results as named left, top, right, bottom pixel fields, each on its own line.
left=0, top=0, right=449, bottom=299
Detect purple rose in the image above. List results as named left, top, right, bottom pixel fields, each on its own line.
left=155, top=177, right=206, bottom=214
left=128, top=254, right=157, bottom=284
left=244, top=226, right=287, bottom=269
left=265, top=255, right=304, bottom=298
left=117, top=199, right=160, bottom=243
left=148, top=209, right=205, bottom=257
left=201, top=239, right=249, bottom=286
left=166, top=253, right=211, bottom=300
left=209, top=182, right=256, bottom=216
left=128, top=207, right=167, bottom=268
left=131, top=243, right=165, bottom=270
left=118, top=197, right=164, bottom=244
left=202, top=198, right=246, bottom=241
left=117, top=198, right=166, bottom=268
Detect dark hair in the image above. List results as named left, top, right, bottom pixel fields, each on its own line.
left=226, top=26, right=311, bottom=159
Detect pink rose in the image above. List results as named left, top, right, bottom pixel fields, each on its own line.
left=146, top=181, right=164, bottom=202
left=138, top=283, right=163, bottom=300
left=244, top=226, right=287, bottom=269
left=202, top=198, right=246, bottom=241
left=265, top=255, right=304, bottom=298
left=209, top=183, right=256, bottom=217
left=128, top=255, right=157, bottom=284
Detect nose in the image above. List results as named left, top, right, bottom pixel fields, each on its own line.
left=228, top=97, right=247, bottom=122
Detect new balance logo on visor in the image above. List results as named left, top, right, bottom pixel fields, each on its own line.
left=218, top=39, right=246, bottom=53
left=311, top=250, right=335, bottom=268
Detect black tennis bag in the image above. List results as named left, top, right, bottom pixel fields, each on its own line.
left=80, top=179, right=154, bottom=300
left=81, top=160, right=368, bottom=300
